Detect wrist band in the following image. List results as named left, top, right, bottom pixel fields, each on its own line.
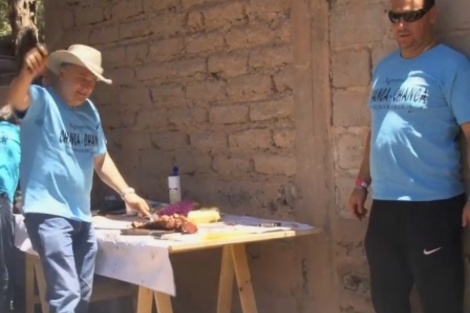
left=355, top=179, right=369, bottom=189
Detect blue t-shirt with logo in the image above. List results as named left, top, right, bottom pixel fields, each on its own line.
left=369, top=44, right=470, bottom=201
left=20, top=85, right=107, bottom=221
left=0, top=121, right=20, bottom=203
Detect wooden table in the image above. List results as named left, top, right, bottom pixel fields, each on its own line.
left=23, top=216, right=319, bottom=313
left=135, top=227, right=319, bottom=313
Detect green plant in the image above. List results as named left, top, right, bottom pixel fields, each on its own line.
left=36, top=0, right=44, bottom=40
left=0, top=0, right=11, bottom=37
left=0, top=0, right=45, bottom=38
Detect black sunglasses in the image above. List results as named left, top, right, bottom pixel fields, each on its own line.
left=388, top=3, right=434, bottom=23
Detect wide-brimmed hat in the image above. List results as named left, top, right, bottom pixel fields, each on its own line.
left=47, top=44, right=112, bottom=84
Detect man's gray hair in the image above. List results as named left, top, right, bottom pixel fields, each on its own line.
left=0, top=105, right=20, bottom=125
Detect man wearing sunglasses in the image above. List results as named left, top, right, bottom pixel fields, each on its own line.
left=348, top=0, right=470, bottom=312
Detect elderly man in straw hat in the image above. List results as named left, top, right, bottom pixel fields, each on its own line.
left=6, top=44, right=152, bottom=313
left=0, top=105, right=20, bottom=312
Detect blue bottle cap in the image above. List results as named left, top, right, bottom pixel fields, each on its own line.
left=171, top=166, right=179, bottom=176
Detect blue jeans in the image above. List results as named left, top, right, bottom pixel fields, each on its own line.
left=0, top=193, right=14, bottom=311
left=24, top=213, right=98, bottom=313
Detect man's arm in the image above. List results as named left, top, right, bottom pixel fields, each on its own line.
left=94, top=152, right=131, bottom=195
left=356, top=130, right=371, bottom=185
left=94, top=152, right=152, bottom=218
left=8, top=73, right=34, bottom=112
left=7, top=46, right=47, bottom=112
left=459, top=122, right=470, bottom=226
left=348, top=129, right=371, bottom=221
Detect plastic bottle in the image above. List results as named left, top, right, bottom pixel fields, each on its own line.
left=168, top=166, right=182, bottom=204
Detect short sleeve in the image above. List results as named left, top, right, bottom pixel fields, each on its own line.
left=23, top=85, right=47, bottom=122
left=447, top=59, right=470, bottom=125
left=94, top=121, right=107, bottom=157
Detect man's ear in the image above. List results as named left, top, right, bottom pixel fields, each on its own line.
left=428, top=6, right=439, bottom=24
left=57, top=66, right=66, bottom=80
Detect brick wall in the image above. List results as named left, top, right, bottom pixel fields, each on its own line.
left=49, top=0, right=296, bottom=217
left=42, top=0, right=470, bottom=312
left=331, top=0, right=470, bottom=312
left=44, top=1, right=315, bottom=313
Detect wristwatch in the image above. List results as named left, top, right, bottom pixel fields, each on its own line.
left=120, top=187, right=135, bottom=199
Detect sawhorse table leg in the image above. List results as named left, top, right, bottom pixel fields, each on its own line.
left=25, top=254, right=49, bottom=313
left=217, top=244, right=258, bottom=313
left=135, top=243, right=258, bottom=313
left=136, top=287, right=173, bottom=313
left=25, top=254, right=35, bottom=313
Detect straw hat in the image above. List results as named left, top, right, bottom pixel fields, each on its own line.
left=47, top=44, right=112, bottom=84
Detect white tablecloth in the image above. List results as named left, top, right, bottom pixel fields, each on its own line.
left=14, top=214, right=176, bottom=296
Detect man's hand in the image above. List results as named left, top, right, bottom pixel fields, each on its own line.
left=22, top=45, right=48, bottom=79
left=7, top=44, right=48, bottom=112
left=123, top=193, right=152, bottom=219
left=348, top=187, right=369, bottom=221
left=461, top=201, right=470, bottom=227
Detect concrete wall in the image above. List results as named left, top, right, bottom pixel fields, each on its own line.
left=43, top=0, right=470, bottom=312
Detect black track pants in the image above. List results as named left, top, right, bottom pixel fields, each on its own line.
left=365, top=194, right=465, bottom=313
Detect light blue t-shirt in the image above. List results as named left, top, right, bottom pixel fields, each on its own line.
left=369, top=44, right=470, bottom=201
left=20, top=85, right=107, bottom=221
left=0, top=121, right=20, bottom=203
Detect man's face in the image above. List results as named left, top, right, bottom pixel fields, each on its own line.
left=389, top=0, right=437, bottom=51
left=58, top=64, right=97, bottom=106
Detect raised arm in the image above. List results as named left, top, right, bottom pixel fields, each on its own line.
left=7, top=45, right=47, bottom=112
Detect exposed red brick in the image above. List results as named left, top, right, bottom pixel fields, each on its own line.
left=187, top=12, right=205, bottom=32
left=208, top=53, right=248, bottom=78
left=111, top=0, right=143, bottom=19
left=168, top=107, right=208, bottom=127
left=126, top=42, right=149, bottom=64
left=119, top=19, right=152, bottom=40
left=151, top=84, right=187, bottom=108
left=253, top=154, right=296, bottom=175
left=249, top=45, right=293, bottom=70
left=109, top=67, right=135, bottom=86
left=273, top=68, right=293, bottom=92
left=134, top=109, right=169, bottom=131
left=190, top=132, right=228, bottom=151
left=151, top=131, right=189, bottom=150
left=143, top=0, right=179, bottom=13
left=226, top=74, right=273, bottom=102
left=213, top=155, right=251, bottom=176
left=202, top=2, right=246, bottom=31
left=75, top=5, right=105, bottom=25
left=209, top=105, right=249, bottom=124
left=118, top=87, right=152, bottom=108
left=150, top=13, right=186, bottom=38
left=250, top=95, right=294, bottom=122
left=229, top=129, right=272, bottom=149
left=137, top=58, right=206, bottom=81
left=225, top=23, right=276, bottom=51
left=245, top=0, right=291, bottom=22
left=89, top=25, right=119, bottom=44
left=272, top=128, right=295, bottom=149
left=148, top=38, right=185, bottom=62
left=185, top=33, right=225, bottom=54
left=186, top=80, right=227, bottom=106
